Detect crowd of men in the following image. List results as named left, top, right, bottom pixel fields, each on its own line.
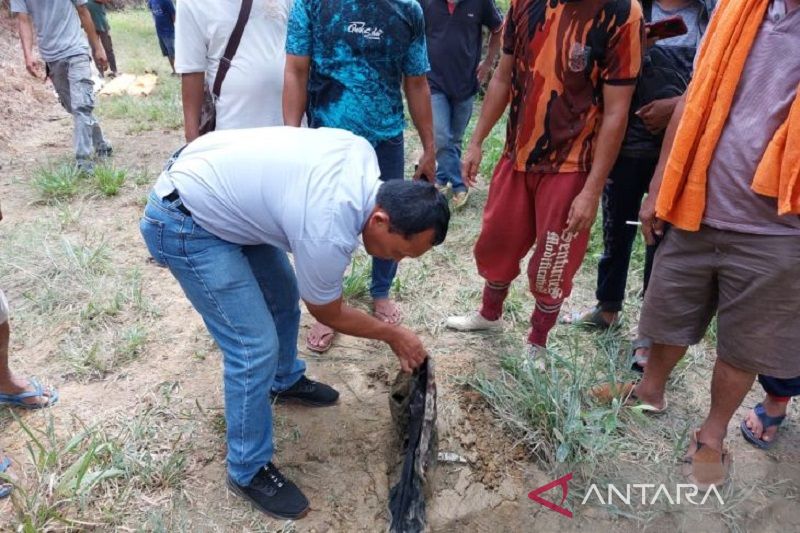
left=3, top=0, right=799, bottom=523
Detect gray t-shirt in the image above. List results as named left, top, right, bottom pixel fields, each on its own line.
left=153, top=126, right=382, bottom=305
left=653, top=0, right=704, bottom=49
left=703, top=0, right=800, bottom=235
left=10, top=0, right=90, bottom=62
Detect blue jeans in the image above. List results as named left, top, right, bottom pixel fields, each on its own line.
left=370, top=133, right=405, bottom=299
left=140, top=192, right=306, bottom=486
left=432, top=91, right=475, bottom=193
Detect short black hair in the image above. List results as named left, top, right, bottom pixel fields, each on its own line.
left=376, top=180, right=450, bottom=245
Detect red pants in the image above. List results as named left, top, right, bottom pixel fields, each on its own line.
left=474, top=157, right=591, bottom=346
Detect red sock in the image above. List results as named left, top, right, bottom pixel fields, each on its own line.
left=767, top=393, right=791, bottom=403
left=528, top=300, right=563, bottom=347
left=479, top=282, right=509, bottom=321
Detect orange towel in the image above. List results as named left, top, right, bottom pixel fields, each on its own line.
left=655, top=0, right=800, bottom=230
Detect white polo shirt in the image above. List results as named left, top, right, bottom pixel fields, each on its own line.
left=154, top=127, right=382, bottom=305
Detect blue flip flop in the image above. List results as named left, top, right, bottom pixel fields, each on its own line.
left=740, top=403, right=785, bottom=450
left=0, top=378, right=59, bottom=410
left=0, top=457, right=12, bottom=499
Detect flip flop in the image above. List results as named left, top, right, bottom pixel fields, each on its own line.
left=740, top=403, right=785, bottom=450
left=374, top=302, right=403, bottom=325
left=0, top=457, right=12, bottom=499
left=561, top=306, right=619, bottom=330
left=590, top=381, right=668, bottom=414
left=0, top=378, right=59, bottom=410
left=681, top=430, right=731, bottom=490
left=631, top=338, right=652, bottom=373
left=306, top=323, right=336, bottom=353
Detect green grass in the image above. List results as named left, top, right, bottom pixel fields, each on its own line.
left=96, top=9, right=182, bottom=133
left=31, top=160, right=86, bottom=200
left=93, top=163, right=127, bottom=196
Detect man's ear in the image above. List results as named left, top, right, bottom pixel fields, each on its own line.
left=370, top=209, right=391, bottom=231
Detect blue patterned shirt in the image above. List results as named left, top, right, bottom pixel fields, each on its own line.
left=286, top=0, right=430, bottom=145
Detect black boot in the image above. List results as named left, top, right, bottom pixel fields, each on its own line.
left=271, top=376, right=339, bottom=407
left=227, top=462, right=309, bottom=520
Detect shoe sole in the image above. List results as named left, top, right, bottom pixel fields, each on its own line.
left=270, top=395, right=339, bottom=408
left=226, top=477, right=310, bottom=520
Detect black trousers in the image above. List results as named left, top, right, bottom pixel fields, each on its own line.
left=596, top=154, right=659, bottom=313
left=96, top=31, right=118, bottom=74
left=760, top=375, right=800, bottom=398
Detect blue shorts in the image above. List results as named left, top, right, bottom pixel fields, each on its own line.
left=157, top=34, right=175, bottom=59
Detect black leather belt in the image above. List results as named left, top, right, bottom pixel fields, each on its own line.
left=164, top=191, right=191, bottom=216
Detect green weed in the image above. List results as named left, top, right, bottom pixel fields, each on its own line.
left=94, top=164, right=127, bottom=196
left=31, top=160, right=85, bottom=201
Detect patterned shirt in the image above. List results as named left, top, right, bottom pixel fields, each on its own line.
left=286, top=0, right=430, bottom=145
left=502, top=0, right=644, bottom=173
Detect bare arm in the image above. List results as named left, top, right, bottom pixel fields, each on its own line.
left=476, top=29, right=502, bottom=84
left=639, top=93, right=687, bottom=244
left=403, top=74, right=436, bottom=181
left=462, top=52, right=513, bottom=186
left=283, top=54, right=310, bottom=127
left=16, top=13, right=43, bottom=79
left=305, top=298, right=427, bottom=373
left=181, top=72, right=205, bottom=142
left=76, top=4, right=107, bottom=69
left=565, top=83, right=635, bottom=233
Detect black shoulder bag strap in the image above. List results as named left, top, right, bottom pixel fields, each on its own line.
left=212, top=0, right=254, bottom=99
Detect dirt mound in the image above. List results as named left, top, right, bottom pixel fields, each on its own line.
left=0, top=11, right=59, bottom=157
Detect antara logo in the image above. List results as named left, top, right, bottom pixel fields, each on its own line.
left=528, top=473, right=726, bottom=518
left=347, top=21, right=384, bottom=40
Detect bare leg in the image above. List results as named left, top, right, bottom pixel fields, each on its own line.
left=169, top=56, right=176, bottom=75
left=632, top=342, right=687, bottom=410
left=697, top=358, right=756, bottom=451
left=0, top=321, right=54, bottom=407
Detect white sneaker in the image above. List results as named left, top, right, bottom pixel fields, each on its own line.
left=445, top=311, right=504, bottom=332
left=521, top=344, right=546, bottom=372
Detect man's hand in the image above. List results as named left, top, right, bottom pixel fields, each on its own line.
left=461, top=142, right=483, bottom=188
left=636, top=97, right=678, bottom=135
left=387, top=326, right=428, bottom=373
left=565, top=189, right=600, bottom=234
left=639, top=193, right=665, bottom=245
left=25, top=56, right=45, bottom=79
left=476, top=60, right=492, bottom=85
left=414, top=150, right=436, bottom=182
left=93, top=45, right=108, bottom=72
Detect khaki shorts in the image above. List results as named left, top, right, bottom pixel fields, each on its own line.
left=0, top=288, right=8, bottom=324
left=639, top=226, right=800, bottom=379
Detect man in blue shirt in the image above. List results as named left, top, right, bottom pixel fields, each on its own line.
left=284, top=0, right=437, bottom=353
left=147, top=0, right=176, bottom=74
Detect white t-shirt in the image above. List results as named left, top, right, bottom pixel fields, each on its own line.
left=153, top=127, right=382, bottom=305
left=175, top=0, right=291, bottom=129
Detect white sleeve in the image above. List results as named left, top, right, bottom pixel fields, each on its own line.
left=292, top=240, right=351, bottom=305
left=10, top=0, right=28, bottom=14
left=175, top=1, right=208, bottom=74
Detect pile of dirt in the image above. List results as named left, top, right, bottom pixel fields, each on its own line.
left=0, top=11, right=59, bottom=157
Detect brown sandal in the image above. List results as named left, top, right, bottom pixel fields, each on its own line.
left=306, top=322, right=336, bottom=353
left=681, top=430, right=731, bottom=490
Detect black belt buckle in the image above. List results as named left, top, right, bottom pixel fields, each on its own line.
left=164, top=191, right=191, bottom=216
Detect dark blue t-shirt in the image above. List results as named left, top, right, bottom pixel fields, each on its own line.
left=286, top=0, right=430, bottom=145
left=421, top=0, right=503, bottom=100
left=148, top=0, right=175, bottom=38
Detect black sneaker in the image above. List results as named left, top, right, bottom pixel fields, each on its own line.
left=271, top=375, right=339, bottom=407
left=227, top=462, right=309, bottom=520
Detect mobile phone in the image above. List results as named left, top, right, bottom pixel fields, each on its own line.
left=646, top=16, right=688, bottom=41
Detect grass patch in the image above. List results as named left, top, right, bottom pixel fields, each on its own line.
left=4, top=397, right=197, bottom=531
left=31, top=160, right=86, bottom=201
left=96, top=9, right=182, bottom=133
left=342, top=252, right=373, bottom=301
left=93, top=163, right=127, bottom=196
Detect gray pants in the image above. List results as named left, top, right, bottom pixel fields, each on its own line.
left=47, top=54, right=110, bottom=163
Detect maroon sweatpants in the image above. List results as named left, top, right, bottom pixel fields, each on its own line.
left=474, top=157, right=591, bottom=346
